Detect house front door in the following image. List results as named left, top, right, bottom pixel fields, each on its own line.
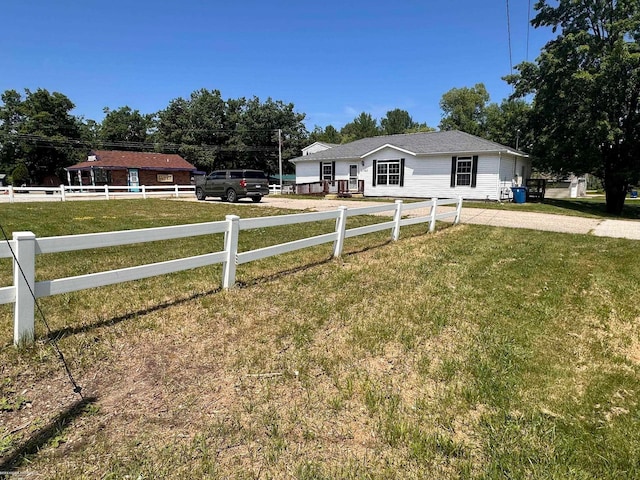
left=128, top=169, right=140, bottom=192
left=349, top=164, right=358, bottom=191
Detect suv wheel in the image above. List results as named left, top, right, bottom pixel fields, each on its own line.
left=195, top=187, right=205, bottom=201
left=251, top=196, right=262, bottom=203
left=226, top=188, right=238, bottom=203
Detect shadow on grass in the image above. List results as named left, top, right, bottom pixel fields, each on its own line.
left=0, top=396, right=97, bottom=475
left=542, top=198, right=640, bottom=220
left=240, top=239, right=396, bottom=288
left=44, top=224, right=453, bottom=340
left=45, top=288, right=222, bottom=341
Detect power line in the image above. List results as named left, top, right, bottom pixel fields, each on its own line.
left=526, top=0, right=532, bottom=61
left=506, top=0, right=514, bottom=77
left=1, top=133, right=279, bottom=154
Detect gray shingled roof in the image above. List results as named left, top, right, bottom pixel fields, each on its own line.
left=291, top=130, right=526, bottom=162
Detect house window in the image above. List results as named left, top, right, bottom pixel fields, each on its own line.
left=94, top=168, right=111, bottom=184
left=376, top=160, right=401, bottom=185
left=456, top=157, right=473, bottom=186
left=322, top=162, right=333, bottom=182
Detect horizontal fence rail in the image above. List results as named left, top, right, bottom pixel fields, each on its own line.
left=1, top=197, right=462, bottom=344
left=0, top=184, right=197, bottom=203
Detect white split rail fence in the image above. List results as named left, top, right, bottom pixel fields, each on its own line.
left=0, top=197, right=463, bottom=345
left=0, top=184, right=196, bottom=202
left=0, top=184, right=288, bottom=202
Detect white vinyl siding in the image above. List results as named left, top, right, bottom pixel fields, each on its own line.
left=362, top=147, right=501, bottom=200
left=295, top=162, right=323, bottom=184
left=294, top=147, right=529, bottom=201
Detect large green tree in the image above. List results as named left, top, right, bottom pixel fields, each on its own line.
left=508, top=0, right=640, bottom=214
left=340, top=112, right=380, bottom=142
left=308, top=125, right=342, bottom=144
left=156, top=89, right=229, bottom=171
left=77, top=117, right=101, bottom=150
left=0, top=90, right=23, bottom=176
left=438, top=83, right=490, bottom=136
left=156, top=90, right=307, bottom=173
left=230, top=96, right=307, bottom=174
left=100, top=106, right=153, bottom=145
left=380, top=109, right=418, bottom=135
left=485, top=99, right=533, bottom=150
left=0, top=88, right=80, bottom=183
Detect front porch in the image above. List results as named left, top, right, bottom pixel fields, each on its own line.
left=295, top=179, right=364, bottom=196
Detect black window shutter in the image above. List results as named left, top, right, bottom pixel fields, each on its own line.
left=450, top=156, right=457, bottom=188
left=471, top=155, right=478, bottom=188
left=319, top=162, right=322, bottom=181
left=372, top=160, right=377, bottom=186
left=400, top=158, right=405, bottom=187
left=331, top=161, right=336, bottom=185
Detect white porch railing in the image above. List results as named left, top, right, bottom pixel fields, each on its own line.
left=0, top=197, right=463, bottom=345
left=0, top=184, right=196, bottom=202
left=268, top=184, right=282, bottom=195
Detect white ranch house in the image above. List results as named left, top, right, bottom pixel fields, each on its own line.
left=290, top=130, right=530, bottom=201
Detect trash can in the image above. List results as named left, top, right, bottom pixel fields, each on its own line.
left=511, top=186, right=527, bottom=204
left=631, top=190, right=638, bottom=199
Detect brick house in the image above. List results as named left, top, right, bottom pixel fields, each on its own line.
left=65, top=150, right=198, bottom=188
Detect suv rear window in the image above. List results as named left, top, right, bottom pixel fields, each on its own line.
left=216, top=170, right=267, bottom=179
left=243, top=171, right=267, bottom=179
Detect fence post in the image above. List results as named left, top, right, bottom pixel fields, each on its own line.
left=333, top=206, right=348, bottom=257
left=142, top=185, right=147, bottom=199
left=105, top=184, right=110, bottom=200
left=60, top=184, right=66, bottom=202
left=454, top=196, right=463, bottom=225
left=222, top=215, right=240, bottom=289
left=174, top=185, right=179, bottom=198
left=429, top=197, right=438, bottom=233
left=392, top=200, right=403, bottom=241
left=13, top=232, right=36, bottom=345
left=8, top=185, right=14, bottom=204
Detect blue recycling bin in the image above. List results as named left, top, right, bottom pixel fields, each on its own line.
left=511, top=186, right=527, bottom=204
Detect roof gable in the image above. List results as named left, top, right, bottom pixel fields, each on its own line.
left=360, top=144, right=417, bottom=158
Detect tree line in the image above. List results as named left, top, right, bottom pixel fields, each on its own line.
left=0, top=85, right=528, bottom=187
left=0, top=89, right=309, bottom=185
left=1, top=0, right=638, bottom=213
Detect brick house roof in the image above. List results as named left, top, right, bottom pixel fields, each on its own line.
left=66, top=150, right=197, bottom=172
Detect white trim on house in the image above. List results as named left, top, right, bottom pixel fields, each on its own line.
left=361, top=144, right=417, bottom=158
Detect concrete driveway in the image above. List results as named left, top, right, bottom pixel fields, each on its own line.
left=246, top=196, right=640, bottom=241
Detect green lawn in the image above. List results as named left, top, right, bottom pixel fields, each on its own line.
left=1, top=199, right=639, bottom=478
left=465, top=196, right=640, bottom=219
left=320, top=194, right=640, bottom=220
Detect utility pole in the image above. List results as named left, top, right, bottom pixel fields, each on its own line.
left=278, top=129, right=283, bottom=193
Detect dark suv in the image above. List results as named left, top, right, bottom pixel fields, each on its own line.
left=195, top=169, right=270, bottom=203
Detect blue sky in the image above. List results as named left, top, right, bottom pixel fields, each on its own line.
left=1, top=0, right=554, bottom=131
